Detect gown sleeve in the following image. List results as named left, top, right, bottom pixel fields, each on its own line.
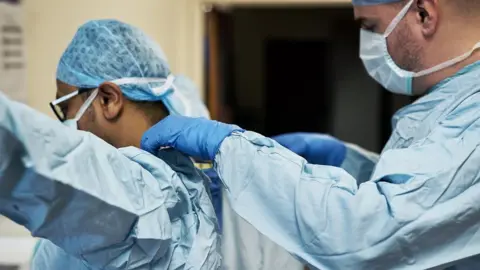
left=0, top=92, right=176, bottom=269
left=214, top=128, right=480, bottom=269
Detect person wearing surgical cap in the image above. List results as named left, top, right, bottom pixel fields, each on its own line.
left=0, top=19, right=222, bottom=269
left=21, top=19, right=302, bottom=270
left=140, top=0, right=480, bottom=269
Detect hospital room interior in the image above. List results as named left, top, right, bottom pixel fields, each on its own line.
left=0, top=0, right=417, bottom=269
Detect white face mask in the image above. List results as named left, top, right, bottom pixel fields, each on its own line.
left=63, top=89, right=99, bottom=130
left=360, top=0, right=480, bottom=95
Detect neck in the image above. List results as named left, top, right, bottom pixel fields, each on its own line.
left=414, top=49, right=480, bottom=95
left=413, top=20, right=480, bottom=94
left=111, top=113, right=156, bottom=149
left=117, top=122, right=151, bottom=148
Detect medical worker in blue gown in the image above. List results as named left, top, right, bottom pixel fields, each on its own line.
left=0, top=19, right=222, bottom=269
left=27, top=19, right=303, bottom=270
left=141, top=0, right=480, bottom=269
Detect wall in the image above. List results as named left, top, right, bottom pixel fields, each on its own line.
left=23, top=0, right=204, bottom=114
left=231, top=7, right=382, bottom=151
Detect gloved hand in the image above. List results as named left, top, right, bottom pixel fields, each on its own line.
left=272, top=132, right=346, bottom=167
left=141, top=115, right=244, bottom=160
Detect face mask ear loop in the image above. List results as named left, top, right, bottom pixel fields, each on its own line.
left=384, top=0, right=415, bottom=37
left=74, top=89, right=99, bottom=121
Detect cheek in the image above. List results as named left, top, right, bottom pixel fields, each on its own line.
left=65, top=100, right=83, bottom=120
left=386, top=35, right=403, bottom=63
left=76, top=114, right=92, bottom=132
left=76, top=107, right=97, bottom=132
left=386, top=16, right=424, bottom=70
left=77, top=107, right=111, bottom=142
left=387, top=25, right=414, bottom=68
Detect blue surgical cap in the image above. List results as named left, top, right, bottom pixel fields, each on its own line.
left=57, top=19, right=210, bottom=119
left=352, top=0, right=402, bottom=6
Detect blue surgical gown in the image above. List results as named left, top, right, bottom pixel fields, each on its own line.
left=203, top=167, right=223, bottom=232
left=214, top=61, right=480, bottom=269
left=0, top=93, right=221, bottom=269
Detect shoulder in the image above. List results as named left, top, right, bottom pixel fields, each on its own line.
left=118, top=146, right=180, bottom=179
left=432, top=91, right=480, bottom=142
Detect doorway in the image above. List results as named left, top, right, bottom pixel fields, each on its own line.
left=265, top=39, right=331, bottom=136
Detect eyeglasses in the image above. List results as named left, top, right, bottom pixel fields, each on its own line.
left=49, top=88, right=96, bottom=122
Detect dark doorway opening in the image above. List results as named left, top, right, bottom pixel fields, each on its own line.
left=264, top=40, right=331, bottom=137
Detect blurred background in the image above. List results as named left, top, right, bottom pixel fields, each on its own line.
left=0, top=0, right=415, bottom=269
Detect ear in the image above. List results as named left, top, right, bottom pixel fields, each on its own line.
left=415, top=0, right=439, bottom=37
left=97, top=82, right=124, bottom=121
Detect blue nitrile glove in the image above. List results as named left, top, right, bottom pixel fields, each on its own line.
left=272, top=132, right=347, bottom=167
left=141, top=115, right=244, bottom=161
